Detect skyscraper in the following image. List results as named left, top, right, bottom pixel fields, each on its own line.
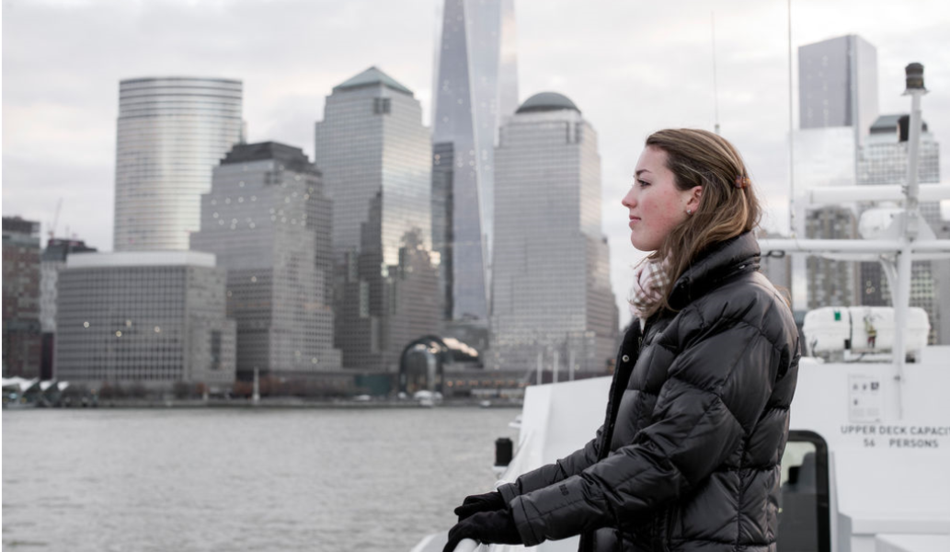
left=431, top=0, right=519, bottom=323
left=315, top=67, right=432, bottom=265
left=794, top=35, right=879, bottom=312
left=857, top=114, right=947, bottom=344
left=314, top=67, right=440, bottom=370
left=191, top=142, right=342, bottom=378
left=799, top=34, right=879, bottom=146
left=490, top=93, right=618, bottom=372
left=2, top=217, right=42, bottom=378
left=114, top=77, right=243, bottom=251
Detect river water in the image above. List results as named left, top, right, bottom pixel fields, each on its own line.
left=2, top=406, right=519, bottom=551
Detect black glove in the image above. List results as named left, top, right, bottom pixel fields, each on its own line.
left=453, top=491, right=506, bottom=521
left=443, top=510, right=522, bottom=552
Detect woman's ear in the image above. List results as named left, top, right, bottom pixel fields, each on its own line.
left=686, top=185, right=703, bottom=211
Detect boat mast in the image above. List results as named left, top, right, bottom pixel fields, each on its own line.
left=891, top=63, right=929, bottom=418
left=786, top=0, right=795, bottom=237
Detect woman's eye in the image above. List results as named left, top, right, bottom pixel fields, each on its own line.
left=637, top=179, right=650, bottom=187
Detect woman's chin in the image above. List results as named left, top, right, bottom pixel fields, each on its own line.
left=630, top=236, right=657, bottom=253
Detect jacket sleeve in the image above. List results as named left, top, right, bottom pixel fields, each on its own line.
left=497, top=425, right=605, bottom=504
left=507, top=319, right=781, bottom=546
left=498, top=323, right=644, bottom=505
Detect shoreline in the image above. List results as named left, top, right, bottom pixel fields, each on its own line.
left=6, top=398, right=524, bottom=410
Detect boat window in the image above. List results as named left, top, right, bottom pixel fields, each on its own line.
left=778, top=430, right=831, bottom=552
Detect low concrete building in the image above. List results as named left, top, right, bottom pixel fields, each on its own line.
left=54, top=251, right=236, bottom=390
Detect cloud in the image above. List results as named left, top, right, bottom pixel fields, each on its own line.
left=4, top=0, right=949, bottom=326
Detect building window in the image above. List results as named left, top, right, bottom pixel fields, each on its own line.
left=373, top=98, right=391, bottom=115
left=210, top=331, right=221, bottom=370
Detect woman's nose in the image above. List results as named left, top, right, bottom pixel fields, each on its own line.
left=622, top=187, right=636, bottom=208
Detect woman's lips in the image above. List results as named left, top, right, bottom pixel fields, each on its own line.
left=628, top=216, right=641, bottom=228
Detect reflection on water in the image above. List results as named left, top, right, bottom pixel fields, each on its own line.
left=3, top=407, right=517, bottom=552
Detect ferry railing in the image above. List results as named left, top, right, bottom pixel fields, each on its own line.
left=452, top=539, right=484, bottom=551
left=804, top=183, right=950, bottom=204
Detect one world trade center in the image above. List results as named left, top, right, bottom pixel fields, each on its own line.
left=432, top=0, right=519, bottom=325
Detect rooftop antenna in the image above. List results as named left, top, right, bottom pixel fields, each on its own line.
left=711, top=12, right=720, bottom=135
left=787, top=0, right=796, bottom=237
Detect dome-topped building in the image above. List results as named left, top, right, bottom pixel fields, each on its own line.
left=515, top=92, right=581, bottom=115
left=491, top=90, right=618, bottom=373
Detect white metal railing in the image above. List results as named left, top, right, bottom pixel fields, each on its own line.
left=805, top=183, right=950, bottom=204
left=453, top=539, right=484, bottom=552
left=759, top=238, right=950, bottom=256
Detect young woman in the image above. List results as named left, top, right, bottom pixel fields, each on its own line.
left=444, top=129, right=800, bottom=552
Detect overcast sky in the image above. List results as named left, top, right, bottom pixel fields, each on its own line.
left=3, top=0, right=949, bottom=328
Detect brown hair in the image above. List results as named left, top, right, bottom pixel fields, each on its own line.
left=637, top=128, right=762, bottom=317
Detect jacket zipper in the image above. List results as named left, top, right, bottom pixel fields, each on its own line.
left=664, top=505, right=675, bottom=552
left=609, top=321, right=650, bottom=547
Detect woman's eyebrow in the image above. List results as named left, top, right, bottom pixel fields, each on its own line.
left=635, top=169, right=652, bottom=177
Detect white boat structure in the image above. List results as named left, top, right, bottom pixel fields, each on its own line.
left=415, top=64, right=950, bottom=552
left=1, top=377, right=71, bottom=407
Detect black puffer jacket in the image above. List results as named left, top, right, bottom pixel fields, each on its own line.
left=498, top=232, right=800, bottom=551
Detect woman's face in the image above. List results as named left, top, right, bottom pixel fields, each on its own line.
left=622, top=146, right=701, bottom=252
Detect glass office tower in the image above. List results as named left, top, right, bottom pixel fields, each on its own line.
left=490, top=93, right=618, bottom=372
left=113, top=77, right=243, bottom=252
left=799, top=34, right=878, bottom=146
left=431, top=0, right=519, bottom=322
left=314, top=67, right=440, bottom=370
left=315, top=67, right=432, bottom=265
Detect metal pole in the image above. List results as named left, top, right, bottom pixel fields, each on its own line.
left=892, top=63, right=928, bottom=420
left=569, top=349, right=576, bottom=382
left=536, top=351, right=542, bottom=385
left=552, top=351, right=559, bottom=384
left=787, top=0, right=795, bottom=238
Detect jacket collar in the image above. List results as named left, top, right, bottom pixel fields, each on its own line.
left=667, top=232, right=761, bottom=310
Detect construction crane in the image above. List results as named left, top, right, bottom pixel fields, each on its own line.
left=48, top=197, right=63, bottom=241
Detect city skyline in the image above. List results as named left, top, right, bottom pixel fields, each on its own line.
left=4, top=0, right=949, bottom=328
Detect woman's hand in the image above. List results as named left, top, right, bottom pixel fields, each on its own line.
left=453, top=491, right=506, bottom=521
left=442, top=510, right=521, bottom=552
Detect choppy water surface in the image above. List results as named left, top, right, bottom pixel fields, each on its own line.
left=3, top=407, right=518, bottom=551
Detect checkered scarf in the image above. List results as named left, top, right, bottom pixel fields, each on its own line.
left=629, top=258, right=672, bottom=322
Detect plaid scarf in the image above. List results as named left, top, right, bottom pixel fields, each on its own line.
left=629, top=258, right=671, bottom=322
